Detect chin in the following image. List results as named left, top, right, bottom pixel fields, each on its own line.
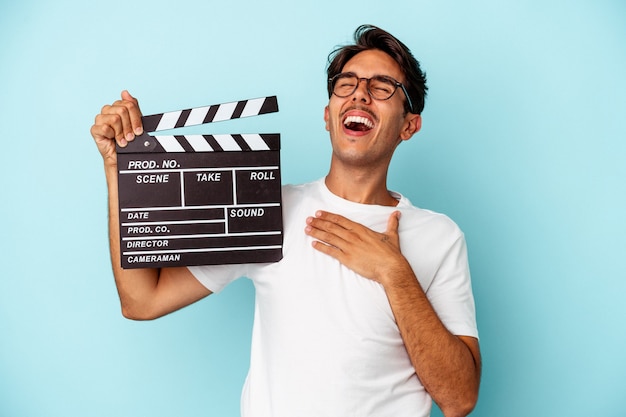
left=333, top=149, right=377, bottom=167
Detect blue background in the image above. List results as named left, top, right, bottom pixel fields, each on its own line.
left=1, top=1, right=625, bottom=416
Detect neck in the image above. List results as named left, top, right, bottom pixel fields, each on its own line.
left=324, top=162, right=398, bottom=206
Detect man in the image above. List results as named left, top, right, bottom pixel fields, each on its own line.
left=91, top=25, right=481, bottom=417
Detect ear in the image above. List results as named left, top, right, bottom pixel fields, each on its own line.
left=400, top=114, right=422, bottom=141
left=324, top=106, right=330, bottom=131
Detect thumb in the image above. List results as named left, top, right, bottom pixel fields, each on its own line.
left=121, top=90, right=137, bottom=104
left=385, top=211, right=401, bottom=241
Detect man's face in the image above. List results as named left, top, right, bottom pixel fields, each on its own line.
left=324, top=49, right=421, bottom=169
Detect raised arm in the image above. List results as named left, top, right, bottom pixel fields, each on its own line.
left=90, top=91, right=211, bottom=320
left=305, top=210, right=481, bottom=417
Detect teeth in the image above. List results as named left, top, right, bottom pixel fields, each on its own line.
left=344, top=115, right=373, bottom=129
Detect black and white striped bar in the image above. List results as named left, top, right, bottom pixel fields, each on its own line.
left=141, top=96, right=278, bottom=133
left=119, top=133, right=280, bottom=154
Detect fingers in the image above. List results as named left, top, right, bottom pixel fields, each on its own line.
left=305, top=210, right=402, bottom=252
left=305, top=211, right=355, bottom=246
left=305, top=212, right=352, bottom=263
left=91, top=90, right=143, bottom=149
left=305, top=210, right=405, bottom=282
left=308, top=210, right=400, bottom=239
left=121, top=90, right=144, bottom=136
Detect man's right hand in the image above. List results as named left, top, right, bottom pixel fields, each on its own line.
left=90, top=90, right=144, bottom=166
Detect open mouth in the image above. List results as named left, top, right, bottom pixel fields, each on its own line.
left=343, top=115, right=374, bottom=132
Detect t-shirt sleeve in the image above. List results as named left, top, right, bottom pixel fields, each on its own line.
left=187, top=263, right=248, bottom=294
left=426, top=233, right=479, bottom=339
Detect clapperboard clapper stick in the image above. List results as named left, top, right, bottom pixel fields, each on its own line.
left=116, top=96, right=283, bottom=269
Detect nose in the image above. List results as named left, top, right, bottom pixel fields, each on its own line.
left=352, top=78, right=372, bottom=105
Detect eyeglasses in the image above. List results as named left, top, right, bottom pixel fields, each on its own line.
left=329, top=72, right=414, bottom=113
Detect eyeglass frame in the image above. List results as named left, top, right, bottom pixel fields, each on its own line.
left=328, top=72, right=415, bottom=114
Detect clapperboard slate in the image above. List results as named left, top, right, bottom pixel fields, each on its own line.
left=116, top=96, right=282, bottom=269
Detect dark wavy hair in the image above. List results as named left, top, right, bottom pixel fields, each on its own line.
left=326, top=25, right=427, bottom=115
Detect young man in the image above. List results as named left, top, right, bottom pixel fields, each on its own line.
left=91, top=25, right=481, bottom=417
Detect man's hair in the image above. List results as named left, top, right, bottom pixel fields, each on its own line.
left=326, top=24, right=428, bottom=115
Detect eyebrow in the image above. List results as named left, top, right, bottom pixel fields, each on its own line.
left=340, top=71, right=401, bottom=82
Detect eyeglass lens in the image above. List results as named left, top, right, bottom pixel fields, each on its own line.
left=332, top=74, right=398, bottom=100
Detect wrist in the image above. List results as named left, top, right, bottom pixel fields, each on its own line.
left=378, top=257, right=416, bottom=289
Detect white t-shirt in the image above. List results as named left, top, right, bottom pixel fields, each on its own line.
left=189, top=178, right=478, bottom=417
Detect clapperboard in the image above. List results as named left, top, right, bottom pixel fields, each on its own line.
left=116, top=96, right=282, bottom=269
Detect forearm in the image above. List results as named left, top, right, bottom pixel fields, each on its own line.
left=382, top=263, right=480, bottom=417
left=104, top=164, right=211, bottom=319
left=105, top=164, right=162, bottom=319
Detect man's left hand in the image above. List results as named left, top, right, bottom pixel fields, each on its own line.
left=304, top=210, right=410, bottom=284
